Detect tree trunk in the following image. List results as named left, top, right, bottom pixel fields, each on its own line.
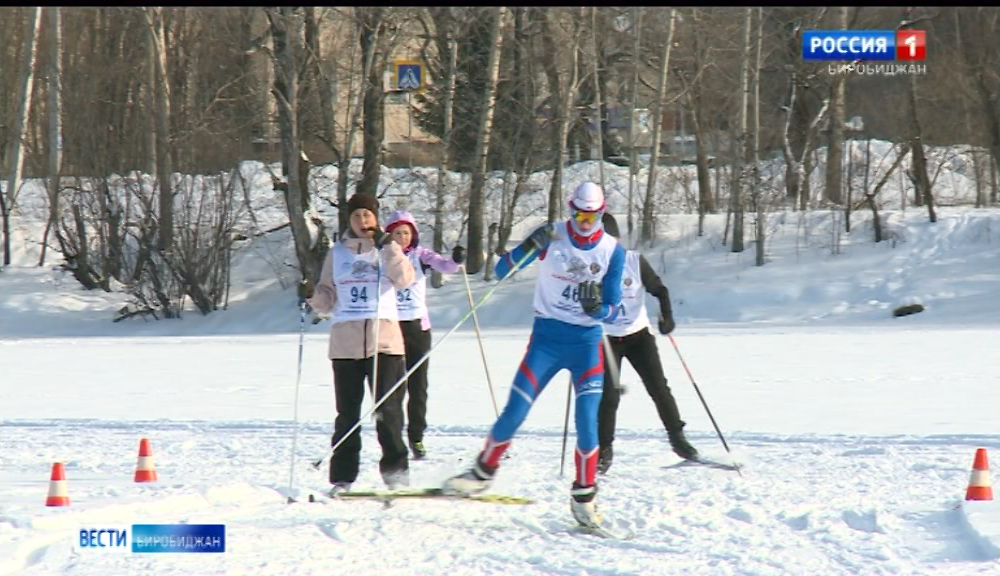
left=824, top=7, right=848, bottom=205
left=432, top=9, right=458, bottom=289
left=627, top=7, right=643, bottom=241
left=39, top=8, right=62, bottom=268
left=269, top=8, right=326, bottom=283
left=144, top=7, right=173, bottom=252
left=465, top=7, right=506, bottom=275
left=336, top=17, right=373, bottom=236
left=907, top=70, right=936, bottom=223
left=641, top=8, right=676, bottom=243
left=2, top=7, right=43, bottom=267
left=731, top=8, right=751, bottom=254
left=589, top=7, right=605, bottom=189
left=752, top=7, right=765, bottom=267
left=358, top=9, right=386, bottom=199
left=541, top=9, right=579, bottom=223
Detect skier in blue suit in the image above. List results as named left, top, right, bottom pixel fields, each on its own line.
left=444, top=182, right=626, bottom=528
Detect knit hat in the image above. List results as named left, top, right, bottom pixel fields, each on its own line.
left=602, top=213, right=621, bottom=238
left=346, top=193, right=379, bottom=217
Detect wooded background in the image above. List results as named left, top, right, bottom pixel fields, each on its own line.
left=2, top=7, right=997, bottom=318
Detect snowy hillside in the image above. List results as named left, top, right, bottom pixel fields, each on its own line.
left=1, top=154, right=999, bottom=575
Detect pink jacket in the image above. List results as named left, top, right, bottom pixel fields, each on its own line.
left=307, top=233, right=415, bottom=360
left=385, top=211, right=461, bottom=331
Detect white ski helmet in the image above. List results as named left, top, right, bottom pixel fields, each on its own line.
left=569, top=181, right=606, bottom=213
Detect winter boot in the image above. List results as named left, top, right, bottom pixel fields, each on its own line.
left=570, top=483, right=602, bottom=528
left=409, top=440, right=427, bottom=461
left=597, top=445, right=614, bottom=475
left=328, top=482, right=352, bottom=497
left=383, top=470, right=410, bottom=491
left=668, top=426, right=698, bottom=461
left=442, top=458, right=496, bottom=496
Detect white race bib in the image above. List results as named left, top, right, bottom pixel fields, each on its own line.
left=532, top=222, right=618, bottom=327
left=331, top=243, right=399, bottom=323
left=604, top=250, right=651, bottom=337
left=395, top=250, right=428, bottom=321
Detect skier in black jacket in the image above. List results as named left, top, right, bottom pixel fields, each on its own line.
left=597, top=213, right=698, bottom=474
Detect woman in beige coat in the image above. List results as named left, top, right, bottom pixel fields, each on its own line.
left=307, top=192, right=415, bottom=493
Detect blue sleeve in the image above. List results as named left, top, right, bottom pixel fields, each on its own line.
left=494, top=242, right=542, bottom=280
left=593, top=243, right=626, bottom=322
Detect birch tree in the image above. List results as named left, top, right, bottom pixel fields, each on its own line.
left=465, top=7, right=506, bottom=275
left=2, top=7, right=42, bottom=267
left=39, top=7, right=62, bottom=267
left=641, top=7, right=675, bottom=243
left=143, top=7, right=173, bottom=251
left=431, top=8, right=458, bottom=288
left=823, top=6, right=848, bottom=205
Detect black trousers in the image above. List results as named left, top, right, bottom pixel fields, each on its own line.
left=330, top=354, right=408, bottom=484
left=399, top=319, right=432, bottom=444
left=598, top=327, right=685, bottom=449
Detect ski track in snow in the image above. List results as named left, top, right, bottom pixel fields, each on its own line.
left=2, top=420, right=999, bottom=574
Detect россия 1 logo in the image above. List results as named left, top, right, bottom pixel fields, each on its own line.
left=802, top=29, right=926, bottom=61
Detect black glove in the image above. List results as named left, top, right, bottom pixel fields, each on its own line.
left=658, top=295, right=675, bottom=335
left=520, top=223, right=556, bottom=253
left=578, top=280, right=603, bottom=316
left=370, top=226, right=391, bottom=249
left=452, top=245, right=466, bottom=264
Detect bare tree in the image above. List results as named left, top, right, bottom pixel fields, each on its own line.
left=823, top=7, right=848, bottom=206
left=641, top=7, right=676, bottom=243
left=431, top=8, right=458, bottom=289
left=752, top=7, right=765, bottom=267
left=541, top=8, right=582, bottom=223
left=730, top=8, right=752, bottom=254
left=39, top=8, right=62, bottom=267
left=465, top=7, right=506, bottom=275
left=267, top=7, right=327, bottom=283
left=2, top=7, right=43, bottom=267
left=143, top=7, right=174, bottom=252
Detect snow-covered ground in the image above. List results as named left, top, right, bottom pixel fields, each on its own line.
left=2, top=156, right=999, bottom=574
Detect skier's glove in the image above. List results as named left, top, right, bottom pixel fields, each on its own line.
left=657, top=294, right=675, bottom=335
left=452, top=245, right=466, bottom=264
left=520, top=223, right=556, bottom=253
left=579, top=280, right=603, bottom=316
left=370, top=226, right=391, bottom=249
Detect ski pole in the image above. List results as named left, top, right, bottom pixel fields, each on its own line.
left=666, top=334, right=741, bottom=477
left=460, top=263, right=499, bottom=417
left=558, top=378, right=572, bottom=478
left=312, top=246, right=539, bottom=469
left=369, top=256, right=382, bottom=424
left=286, top=296, right=308, bottom=503
left=601, top=333, right=625, bottom=394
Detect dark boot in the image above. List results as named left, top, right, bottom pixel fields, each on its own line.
left=597, top=445, right=613, bottom=475
left=668, top=426, right=698, bottom=461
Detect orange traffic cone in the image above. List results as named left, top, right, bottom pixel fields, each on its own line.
left=134, top=438, right=158, bottom=483
left=965, top=448, right=993, bottom=501
left=45, top=462, right=70, bottom=507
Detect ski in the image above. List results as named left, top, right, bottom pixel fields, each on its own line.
left=310, top=488, right=533, bottom=506
left=571, top=523, right=635, bottom=540
left=664, top=457, right=741, bottom=472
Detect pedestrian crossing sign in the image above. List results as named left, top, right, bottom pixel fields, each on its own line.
left=394, top=61, right=423, bottom=91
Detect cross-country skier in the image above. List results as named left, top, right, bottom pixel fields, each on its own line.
left=443, top=182, right=626, bottom=529
left=306, top=193, right=415, bottom=494
left=384, top=210, right=467, bottom=460
left=596, top=212, right=698, bottom=474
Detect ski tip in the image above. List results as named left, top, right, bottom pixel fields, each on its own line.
left=287, top=496, right=297, bottom=504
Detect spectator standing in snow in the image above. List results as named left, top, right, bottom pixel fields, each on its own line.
left=306, top=193, right=415, bottom=494
left=384, top=210, right=467, bottom=460
left=595, top=213, right=698, bottom=474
